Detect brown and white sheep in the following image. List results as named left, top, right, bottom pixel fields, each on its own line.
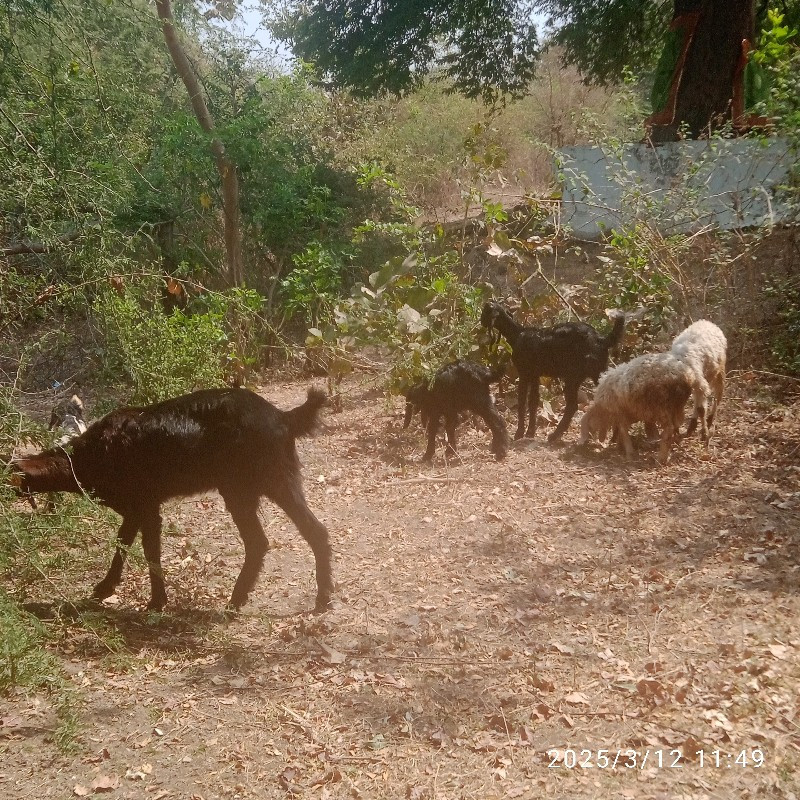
left=578, top=352, right=702, bottom=464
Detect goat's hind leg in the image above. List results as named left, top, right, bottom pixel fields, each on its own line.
left=444, top=413, right=458, bottom=457
left=525, top=379, right=540, bottom=438
left=268, top=484, right=334, bottom=613
left=515, top=376, right=529, bottom=440
left=92, top=514, right=140, bottom=602
left=476, top=400, right=508, bottom=460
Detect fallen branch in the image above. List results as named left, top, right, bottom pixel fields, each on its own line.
left=2, top=229, right=82, bottom=257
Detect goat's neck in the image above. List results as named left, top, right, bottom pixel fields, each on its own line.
left=494, top=311, right=524, bottom=348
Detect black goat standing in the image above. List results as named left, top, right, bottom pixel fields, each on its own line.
left=403, top=360, right=509, bottom=461
left=481, top=302, right=625, bottom=442
left=11, top=387, right=333, bottom=613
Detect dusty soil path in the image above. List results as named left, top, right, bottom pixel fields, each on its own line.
left=2, top=374, right=799, bottom=799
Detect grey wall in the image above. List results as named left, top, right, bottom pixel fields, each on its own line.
left=557, top=138, right=793, bottom=240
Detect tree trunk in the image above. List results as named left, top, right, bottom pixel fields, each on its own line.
left=676, top=0, right=754, bottom=136
left=650, top=0, right=755, bottom=141
left=154, top=0, right=244, bottom=287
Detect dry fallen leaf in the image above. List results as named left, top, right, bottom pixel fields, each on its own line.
left=316, top=639, right=347, bottom=664
left=768, top=643, right=789, bottom=660
left=91, top=774, right=119, bottom=793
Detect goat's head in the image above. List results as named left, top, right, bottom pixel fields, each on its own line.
left=400, top=383, right=427, bottom=429
left=480, top=302, right=505, bottom=345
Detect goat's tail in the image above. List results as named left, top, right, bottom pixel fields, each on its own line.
left=285, top=387, right=328, bottom=438
left=605, top=312, right=626, bottom=350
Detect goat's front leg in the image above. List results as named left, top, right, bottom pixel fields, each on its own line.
left=644, top=422, right=660, bottom=440
left=685, top=377, right=711, bottom=442
left=92, top=515, right=140, bottom=602
left=139, top=508, right=167, bottom=610
left=422, top=415, right=440, bottom=461
left=548, top=379, right=580, bottom=442
left=685, top=404, right=708, bottom=442
left=223, top=495, right=269, bottom=611
left=266, top=485, right=334, bottom=613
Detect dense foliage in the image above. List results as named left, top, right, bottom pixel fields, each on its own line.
left=271, top=0, right=540, bottom=103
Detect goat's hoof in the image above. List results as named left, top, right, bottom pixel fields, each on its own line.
left=92, top=580, right=117, bottom=601
left=314, top=594, right=333, bottom=614
left=228, top=594, right=247, bottom=611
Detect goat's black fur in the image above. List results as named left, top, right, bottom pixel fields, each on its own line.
left=402, top=360, right=508, bottom=461
left=481, top=301, right=626, bottom=442
left=11, top=387, right=333, bottom=613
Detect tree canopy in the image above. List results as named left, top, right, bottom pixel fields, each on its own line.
left=273, top=0, right=800, bottom=137
left=271, top=0, right=540, bottom=102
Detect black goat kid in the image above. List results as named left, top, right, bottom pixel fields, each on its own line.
left=403, top=360, right=509, bottom=461
left=11, top=387, right=333, bottom=613
left=481, top=302, right=625, bottom=442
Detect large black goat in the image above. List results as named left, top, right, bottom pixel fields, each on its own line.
left=403, top=360, right=509, bottom=461
left=481, top=301, right=625, bottom=442
left=10, top=387, right=333, bottom=613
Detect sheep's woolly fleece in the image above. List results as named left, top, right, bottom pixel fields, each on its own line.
left=579, top=351, right=697, bottom=442
left=671, top=319, right=728, bottom=439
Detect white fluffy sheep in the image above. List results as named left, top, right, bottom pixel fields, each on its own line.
left=670, top=320, right=727, bottom=443
left=578, top=352, right=701, bottom=464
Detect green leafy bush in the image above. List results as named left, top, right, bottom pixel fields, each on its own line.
left=91, top=284, right=266, bottom=404
left=0, top=592, right=60, bottom=693
left=595, top=226, right=680, bottom=349
left=765, top=279, right=800, bottom=375
left=0, top=589, right=79, bottom=751
left=281, top=242, right=353, bottom=324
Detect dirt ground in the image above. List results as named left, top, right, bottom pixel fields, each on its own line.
left=2, top=373, right=800, bottom=800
